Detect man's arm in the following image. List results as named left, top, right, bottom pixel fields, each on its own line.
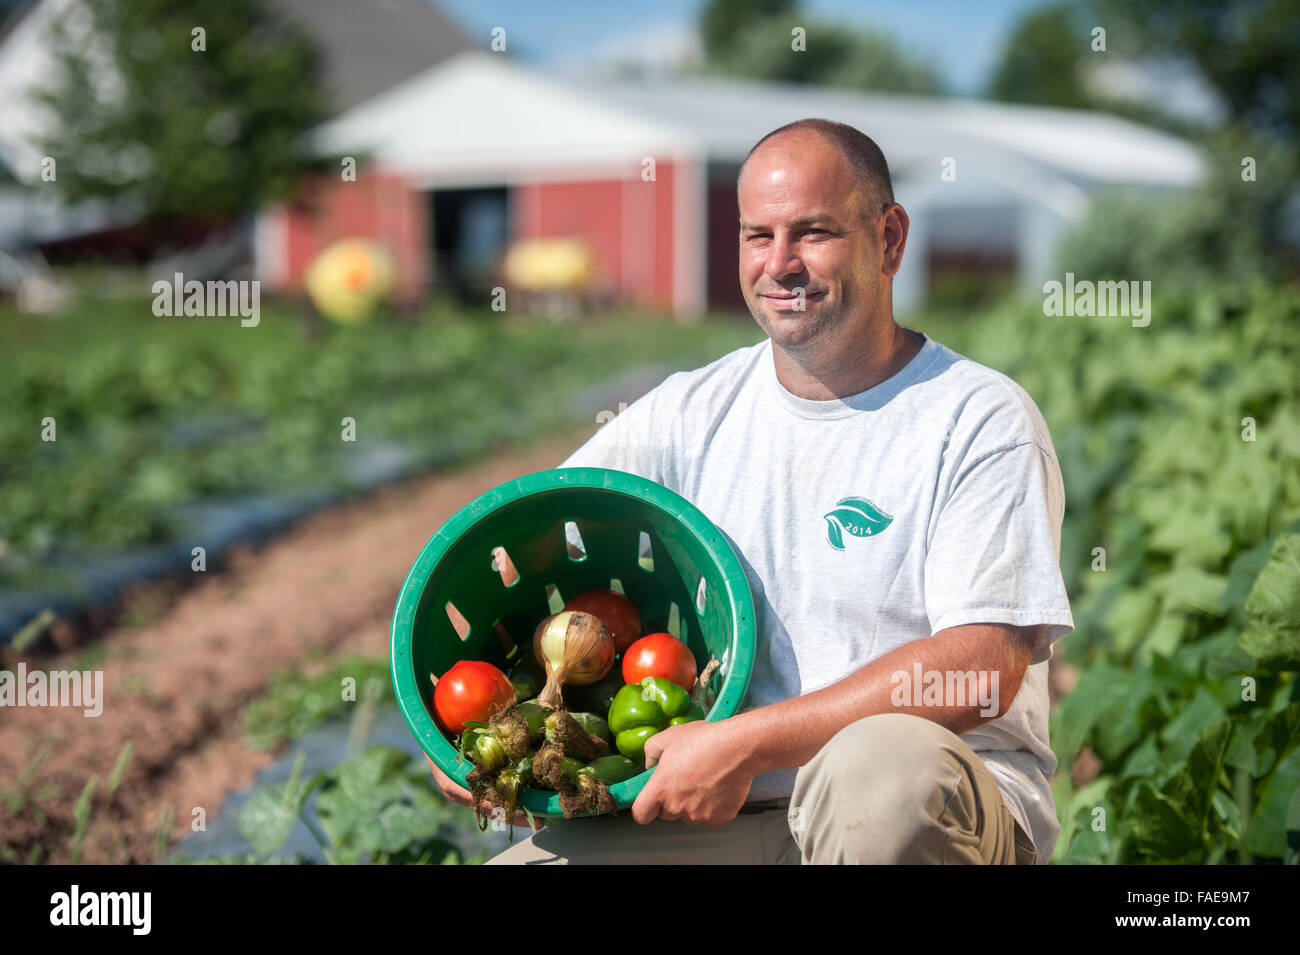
left=632, top=622, right=1040, bottom=825
left=727, top=621, right=1038, bottom=774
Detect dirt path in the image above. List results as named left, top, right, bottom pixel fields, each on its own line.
left=0, top=427, right=593, bottom=864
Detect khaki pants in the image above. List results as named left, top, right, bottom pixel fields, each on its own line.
left=485, top=713, right=1038, bottom=864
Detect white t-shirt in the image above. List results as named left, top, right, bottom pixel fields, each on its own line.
left=559, top=329, right=1075, bottom=862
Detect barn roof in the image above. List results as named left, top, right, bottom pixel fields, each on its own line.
left=314, top=50, right=697, bottom=188
left=271, top=0, right=474, bottom=113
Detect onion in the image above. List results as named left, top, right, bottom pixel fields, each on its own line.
left=532, top=611, right=615, bottom=710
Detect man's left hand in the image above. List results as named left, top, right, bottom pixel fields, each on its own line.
left=630, top=718, right=755, bottom=826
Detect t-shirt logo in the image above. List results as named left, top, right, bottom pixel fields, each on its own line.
left=824, top=496, right=893, bottom=550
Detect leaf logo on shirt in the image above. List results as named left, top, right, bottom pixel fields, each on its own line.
left=824, top=496, right=893, bottom=551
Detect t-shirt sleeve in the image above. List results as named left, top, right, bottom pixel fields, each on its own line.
left=923, top=440, right=1074, bottom=665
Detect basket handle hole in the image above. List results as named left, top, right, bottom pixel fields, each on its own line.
left=445, top=601, right=471, bottom=642
left=610, top=577, right=625, bottom=595
left=564, top=521, right=587, bottom=561
left=637, top=531, right=654, bottom=573
left=545, top=583, right=565, bottom=615
left=492, top=546, right=520, bottom=587
left=667, top=601, right=682, bottom=641
left=695, top=576, right=707, bottom=615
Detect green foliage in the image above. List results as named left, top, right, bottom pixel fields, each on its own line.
left=0, top=300, right=763, bottom=591
left=1056, top=129, right=1300, bottom=291
left=235, top=746, right=489, bottom=865
left=238, top=752, right=316, bottom=858
left=986, top=2, right=1096, bottom=108
left=243, top=655, right=391, bottom=751
left=696, top=10, right=943, bottom=95
left=698, top=0, right=796, bottom=60
left=32, top=0, right=327, bottom=218
left=1092, top=0, right=1300, bottom=145
left=991, top=0, right=1300, bottom=147
left=107, top=741, right=133, bottom=793
left=169, top=852, right=315, bottom=864
left=1240, top=533, right=1300, bottom=668
left=68, top=777, right=97, bottom=863
left=923, top=278, right=1300, bottom=864
left=43, top=740, right=135, bottom=864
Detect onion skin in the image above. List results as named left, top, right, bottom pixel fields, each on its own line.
left=533, top=611, right=615, bottom=710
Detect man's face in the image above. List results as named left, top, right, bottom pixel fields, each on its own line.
left=737, top=134, right=881, bottom=353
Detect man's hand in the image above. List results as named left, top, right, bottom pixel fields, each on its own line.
left=631, top=719, right=755, bottom=826
left=425, top=754, right=542, bottom=831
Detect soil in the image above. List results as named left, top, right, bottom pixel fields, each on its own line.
left=0, top=427, right=592, bottom=864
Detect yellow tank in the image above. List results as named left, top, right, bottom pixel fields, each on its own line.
left=304, top=238, right=396, bottom=324
left=503, top=238, right=595, bottom=293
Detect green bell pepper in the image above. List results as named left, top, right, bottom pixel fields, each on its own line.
left=607, top=677, right=706, bottom=762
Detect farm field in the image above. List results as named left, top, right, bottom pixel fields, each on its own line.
left=3, top=283, right=1298, bottom=864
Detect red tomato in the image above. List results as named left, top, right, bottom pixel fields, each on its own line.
left=564, top=588, right=643, bottom=655
left=622, top=633, right=697, bottom=692
left=433, top=660, right=515, bottom=736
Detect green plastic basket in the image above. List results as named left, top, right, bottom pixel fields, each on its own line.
left=391, top=466, right=757, bottom=818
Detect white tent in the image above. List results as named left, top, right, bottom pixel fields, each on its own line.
left=594, top=70, right=1204, bottom=310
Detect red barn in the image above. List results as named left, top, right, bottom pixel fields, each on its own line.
left=257, top=51, right=706, bottom=318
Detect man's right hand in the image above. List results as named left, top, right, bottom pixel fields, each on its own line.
left=425, top=754, right=542, bottom=831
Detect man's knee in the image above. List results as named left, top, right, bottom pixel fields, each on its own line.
left=789, top=713, right=998, bottom=863
left=793, top=713, right=956, bottom=811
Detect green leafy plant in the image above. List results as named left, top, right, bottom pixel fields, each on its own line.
left=68, top=741, right=133, bottom=863
left=234, top=746, right=490, bottom=865
left=921, top=280, right=1300, bottom=864
left=243, top=655, right=392, bottom=751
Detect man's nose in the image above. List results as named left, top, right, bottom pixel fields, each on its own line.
left=764, top=236, right=805, bottom=282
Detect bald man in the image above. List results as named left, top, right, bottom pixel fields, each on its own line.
left=435, top=118, right=1073, bottom=865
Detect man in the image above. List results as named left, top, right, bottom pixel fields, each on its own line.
left=430, top=118, right=1074, bottom=864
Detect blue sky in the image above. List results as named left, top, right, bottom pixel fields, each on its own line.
left=431, top=0, right=1054, bottom=97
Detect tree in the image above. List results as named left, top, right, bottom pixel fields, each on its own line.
left=699, top=0, right=796, bottom=61
left=1092, top=0, right=1300, bottom=145
left=988, top=0, right=1300, bottom=282
left=696, top=7, right=944, bottom=96
left=987, top=2, right=1096, bottom=108
left=32, top=0, right=328, bottom=221
left=990, top=0, right=1300, bottom=147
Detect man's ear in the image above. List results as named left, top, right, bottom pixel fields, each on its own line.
left=880, top=203, right=909, bottom=277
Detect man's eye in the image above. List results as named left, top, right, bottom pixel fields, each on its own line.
left=746, top=234, right=771, bottom=242
left=805, top=229, right=828, bottom=237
